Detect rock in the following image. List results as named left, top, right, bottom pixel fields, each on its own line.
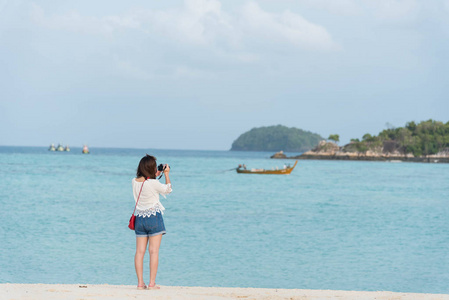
left=311, top=140, right=340, bottom=154
left=271, top=151, right=287, bottom=159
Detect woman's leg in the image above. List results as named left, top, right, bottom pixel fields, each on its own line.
left=148, top=234, right=162, bottom=287
left=135, top=237, right=149, bottom=287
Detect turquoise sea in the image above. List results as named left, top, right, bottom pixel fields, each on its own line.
left=0, top=146, right=448, bottom=293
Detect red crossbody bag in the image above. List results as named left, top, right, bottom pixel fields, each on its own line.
left=128, top=179, right=145, bottom=230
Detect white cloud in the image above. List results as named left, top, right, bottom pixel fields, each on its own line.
left=30, top=0, right=337, bottom=51
left=241, top=1, right=337, bottom=51
left=174, top=66, right=216, bottom=79
left=28, top=0, right=339, bottom=81
left=145, top=0, right=237, bottom=47
left=114, top=57, right=154, bottom=81
left=444, top=0, right=449, bottom=11
left=299, top=0, right=361, bottom=16
left=296, top=0, right=420, bottom=22
left=368, top=0, right=420, bottom=21
left=30, top=4, right=139, bottom=35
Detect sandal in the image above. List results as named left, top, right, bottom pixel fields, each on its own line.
left=147, top=285, right=160, bottom=290
left=137, top=285, right=147, bottom=290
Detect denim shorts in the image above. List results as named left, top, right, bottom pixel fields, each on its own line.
left=135, top=213, right=166, bottom=237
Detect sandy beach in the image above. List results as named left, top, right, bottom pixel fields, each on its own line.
left=1, top=284, right=448, bottom=300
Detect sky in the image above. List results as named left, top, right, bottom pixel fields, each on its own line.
left=1, top=0, right=448, bottom=150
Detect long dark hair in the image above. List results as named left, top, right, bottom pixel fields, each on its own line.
left=136, top=154, right=157, bottom=179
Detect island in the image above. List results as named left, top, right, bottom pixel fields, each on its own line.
left=231, top=125, right=323, bottom=152
left=271, top=120, right=449, bottom=163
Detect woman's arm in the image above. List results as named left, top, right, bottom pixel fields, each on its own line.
left=163, top=165, right=171, bottom=186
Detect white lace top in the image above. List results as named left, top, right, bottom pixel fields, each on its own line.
left=132, top=178, right=172, bottom=217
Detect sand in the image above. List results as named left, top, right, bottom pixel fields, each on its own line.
left=1, top=284, right=448, bottom=300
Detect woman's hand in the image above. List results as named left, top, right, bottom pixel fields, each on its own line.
left=156, top=170, right=162, bottom=177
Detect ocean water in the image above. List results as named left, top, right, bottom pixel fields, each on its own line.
left=0, top=146, right=448, bottom=294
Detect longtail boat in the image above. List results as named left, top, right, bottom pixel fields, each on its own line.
left=82, top=145, right=90, bottom=154
left=236, top=160, right=298, bottom=175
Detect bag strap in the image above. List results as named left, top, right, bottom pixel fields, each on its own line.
left=132, top=178, right=146, bottom=216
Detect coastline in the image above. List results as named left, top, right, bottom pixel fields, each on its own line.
left=1, top=284, right=449, bottom=300
left=285, top=153, right=449, bottom=163
left=269, top=144, right=449, bottom=163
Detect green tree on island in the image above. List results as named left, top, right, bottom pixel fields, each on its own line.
left=231, top=125, right=323, bottom=152
left=344, top=119, right=449, bottom=157
left=362, top=133, right=373, bottom=142
left=328, top=134, right=340, bottom=144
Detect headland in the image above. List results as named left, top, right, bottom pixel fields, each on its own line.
left=271, top=140, right=449, bottom=163
left=269, top=120, right=449, bottom=163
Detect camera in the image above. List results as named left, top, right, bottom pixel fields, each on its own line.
left=157, top=164, right=170, bottom=172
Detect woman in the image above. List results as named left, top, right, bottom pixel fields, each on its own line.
left=132, top=154, right=172, bottom=290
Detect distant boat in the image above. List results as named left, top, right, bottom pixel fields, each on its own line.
left=48, top=144, right=56, bottom=151
left=82, top=145, right=90, bottom=154
left=236, top=161, right=298, bottom=175
left=64, top=145, right=70, bottom=152
left=56, top=144, right=64, bottom=151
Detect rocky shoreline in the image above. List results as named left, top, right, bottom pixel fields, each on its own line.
left=292, top=153, right=449, bottom=163
left=271, top=142, right=449, bottom=163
